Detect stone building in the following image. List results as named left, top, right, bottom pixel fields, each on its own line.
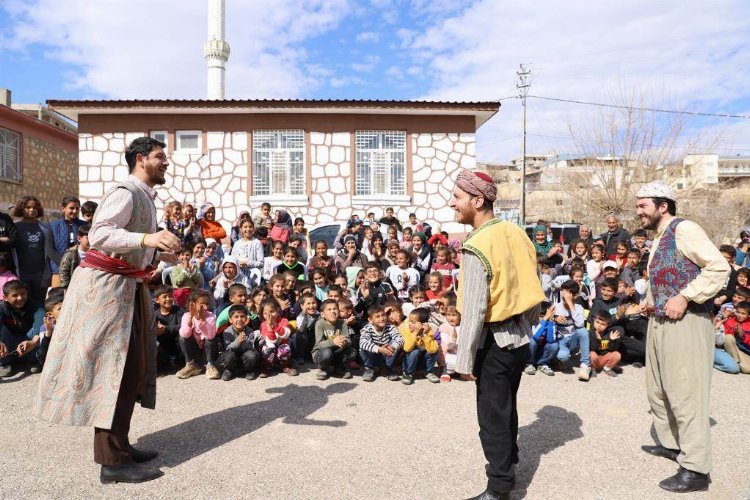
left=0, top=92, right=78, bottom=213
left=47, top=99, right=499, bottom=235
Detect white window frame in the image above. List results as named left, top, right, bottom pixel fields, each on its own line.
left=0, top=127, right=22, bottom=183
left=251, top=129, right=306, bottom=199
left=149, top=130, right=168, bottom=152
left=354, top=130, right=407, bottom=197
left=175, top=130, right=202, bottom=154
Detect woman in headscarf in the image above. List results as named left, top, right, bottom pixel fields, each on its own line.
left=411, top=231, right=432, bottom=282
left=197, top=202, right=227, bottom=241
left=268, top=209, right=292, bottom=244
left=334, top=234, right=368, bottom=275
left=532, top=224, right=553, bottom=257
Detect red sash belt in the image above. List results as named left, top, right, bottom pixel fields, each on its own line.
left=80, top=249, right=155, bottom=280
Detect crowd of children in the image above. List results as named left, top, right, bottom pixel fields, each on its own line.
left=1, top=199, right=749, bottom=384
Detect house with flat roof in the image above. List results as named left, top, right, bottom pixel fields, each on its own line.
left=48, top=98, right=499, bottom=235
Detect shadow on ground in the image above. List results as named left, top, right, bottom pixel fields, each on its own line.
left=138, top=382, right=355, bottom=467
left=513, top=405, right=584, bottom=499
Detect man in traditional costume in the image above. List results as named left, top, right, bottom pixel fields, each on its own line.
left=35, top=137, right=181, bottom=484
left=636, top=181, right=729, bottom=493
left=450, top=169, right=544, bottom=500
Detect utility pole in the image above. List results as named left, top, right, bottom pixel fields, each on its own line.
left=517, top=64, right=532, bottom=225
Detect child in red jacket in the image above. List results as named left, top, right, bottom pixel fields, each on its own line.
left=259, top=299, right=297, bottom=377
left=722, top=301, right=750, bottom=374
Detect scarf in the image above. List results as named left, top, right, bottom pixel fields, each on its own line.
left=275, top=210, right=292, bottom=231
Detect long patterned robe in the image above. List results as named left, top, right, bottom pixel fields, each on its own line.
left=34, top=181, right=157, bottom=429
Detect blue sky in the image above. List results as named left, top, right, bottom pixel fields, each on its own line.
left=2, top=0, right=750, bottom=162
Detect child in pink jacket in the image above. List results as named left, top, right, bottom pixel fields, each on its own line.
left=176, top=289, right=219, bottom=380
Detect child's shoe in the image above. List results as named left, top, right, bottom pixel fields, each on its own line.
left=401, top=373, right=414, bottom=385
left=362, top=368, right=376, bottom=382
left=537, top=365, right=555, bottom=376
left=221, top=370, right=235, bottom=382
left=523, top=364, right=536, bottom=375
left=245, top=371, right=259, bottom=381
left=316, top=368, right=330, bottom=381
left=439, top=371, right=452, bottom=382
left=603, top=367, right=618, bottom=378
left=206, top=364, right=221, bottom=380
left=176, top=362, right=201, bottom=379
left=425, top=372, right=440, bottom=384
left=283, top=366, right=299, bottom=376
left=259, top=370, right=271, bottom=378
left=386, top=369, right=401, bottom=382
left=577, top=364, right=591, bottom=381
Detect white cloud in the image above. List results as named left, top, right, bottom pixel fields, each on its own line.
left=0, top=0, right=352, bottom=99
left=355, top=31, right=380, bottom=43
left=402, top=0, right=750, bottom=162
left=350, top=54, right=381, bottom=73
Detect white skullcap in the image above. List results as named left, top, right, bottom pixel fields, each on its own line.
left=636, top=181, right=676, bottom=201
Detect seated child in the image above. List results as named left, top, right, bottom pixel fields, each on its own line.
left=311, top=267, right=330, bottom=302
left=253, top=202, right=273, bottom=229
left=327, top=284, right=344, bottom=303
left=359, top=304, right=404, bottom=382
left=384, top=249, right=420, bottom=300
left=215, top=283, right=249, bottom=335
left=402, top=285, right=426, bottom=317
left=589, top=310, right=623, bottom=377
left=219, top=304, right=262, bottom=381
left=354, top=262, right=395, bottom=315
left=339, top=298, right=365, bottom=368
left=437, top=304, right=461, bottom=381
left=37, top=295, right=64, bottom=367
left=554, top=280, right=591, bottom=381
left=0, top=280, right=45, bottom=377
left=212, top=256, right=251, bottom=308
left=619, top=249, right=642, bottom=286
left=262, top=241, right=285, bottom=281
left=525, top=302, right=559, bottom=377
left=153, top=285, right=184, bottom=370
left=58, top=225, right=89, bottom=288
left=295, top=292, right=320, bottom=363
left=267, top=274, right=294, bottom=320
left=399, top=307, right=440, bottom=385
left=425, top=271, right=446, bottom=301
left=312, top=299, right=356, bottom=380
left=177, top=289, right=220, bottom=380
left=721, top=301, right=750, bottom=374
left=259, top=298, right=298, bottom=377
left=431, top=247, right=456, bottom=290
left=275, top=246, right=306, bottom=281
left=384, top=299, right=405, bottom=326
left=171, top=245, right=205, bottom=307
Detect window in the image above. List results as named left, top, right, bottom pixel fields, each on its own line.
left=175, top=130, right=201, bottom=153
left=252, top=129, right=305, bottom=197
left=0, top=127, right=22, bottom=182
left=150, top=130, right=168, bottom=151
left=355, top=130, right=406, bottom=196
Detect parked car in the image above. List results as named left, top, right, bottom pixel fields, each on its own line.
left=308, top=221, right=347, bottom=257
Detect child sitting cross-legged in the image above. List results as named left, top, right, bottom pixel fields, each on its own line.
left=153, top=285, right=184, bottom=371
left=524, top=302, right=559, bottom=377
left=399, top=307, right=440, bottom=385
left=259, top=298, right=298, bottom=377
left=359, top=304, right=404, bottom=382
left=588, top=310, right=623, bottom=377
left=312, top=299, right=356, bottom=380
left=721, top=301, right=750, bottom=374
left=215, top=283, right=249, bottom=335
left=177, top=289, right=220, bottom=380
left=218, top=304, right=262, bottom=381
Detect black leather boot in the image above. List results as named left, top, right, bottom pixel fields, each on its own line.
left=100, top=462, right=163, bottom=484
left=129, top=446, right=159, bottom=463
left=659, top=466, right=710, bottom=493
left=641, top=444, right=679, bottom=461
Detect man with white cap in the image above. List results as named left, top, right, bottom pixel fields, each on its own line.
left=635, top=180, right=729, bottom=493
left=450, top=169, right=544, bottom=500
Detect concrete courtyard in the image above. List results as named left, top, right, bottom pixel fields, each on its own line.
left=1, top=364, right=748, bottom=499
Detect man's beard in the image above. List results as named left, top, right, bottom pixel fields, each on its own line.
left=641, top=212, right=661, bottom=230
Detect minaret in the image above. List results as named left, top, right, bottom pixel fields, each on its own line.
left=203, top=0, right=230, bottom=99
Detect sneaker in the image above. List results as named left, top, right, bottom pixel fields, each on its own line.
left=316, top=369, right=330, bottom=381
left=612, top=365, right=623, bottom=374
left=29, top=364, right=42, bottom=374
left=603, top=367, right=618, bottom=378
left=538, top=365, right=555, bottom=376
left=362, top=368, right=376, bottom=382
left=259, top=370, right=271, bottom=378
left=426, top=372, right=440, bottom=384
left=401, top=374, right=414, bottom=385
left=341, top=370, right=353, bottom=379
left=176, top=362, right=201, bottom=379
left=632, top=361, right=644, bottom=368
left=0, top=365, right=13, bottom=377
left=206, top=364, right=221, bottom=380
left=386, top=370, right=401, bottom=382
left=283, top=366, right=299, bottom=376
left=577, top=364, right=591, bottom=382
left=245, top=371, right=259, bottom=381
left=221, top=370, right=234, bottom=381
left=440, top=371, right=452, bottom=382
left=523, top=364, right=536, bottom=375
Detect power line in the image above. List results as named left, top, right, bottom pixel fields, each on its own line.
left=525, top=95, right=750, bottom=119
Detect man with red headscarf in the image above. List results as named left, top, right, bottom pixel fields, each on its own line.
left=450, top=169, right=544, bottom=500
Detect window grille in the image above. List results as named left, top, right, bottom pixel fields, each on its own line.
left=252, top=129, right=305, bottom=196
left=355, top=130, right=406, bottom=196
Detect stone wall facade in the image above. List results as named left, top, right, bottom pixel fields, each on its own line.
left=77, top=129, right=477, bottom=236
left=0, top=135, right=78, bottom=213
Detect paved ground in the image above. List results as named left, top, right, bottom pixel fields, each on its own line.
left=1, top=363, right=748, bottom=500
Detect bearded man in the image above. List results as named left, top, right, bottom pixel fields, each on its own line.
left=450, top=169, right=544, bottom=500
left=35, top=137, right=181, bottom=484
left=636, top=181, right=729, bottom=493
